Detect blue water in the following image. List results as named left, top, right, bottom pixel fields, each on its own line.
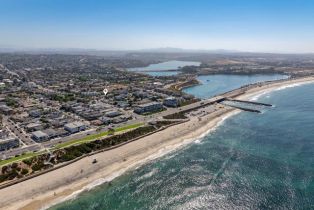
left=139, top=71, right=181, bottom=76
left=183, top=74, right=289, bottom=99
left=50, top=82, right=314, bottom=210
left=127, top=60, right=201, bottom=76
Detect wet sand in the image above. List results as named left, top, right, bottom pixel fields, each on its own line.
left=1, top=76, right=314, bottom=210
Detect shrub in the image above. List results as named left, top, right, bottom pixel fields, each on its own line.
left=31, top=163, right=44, bottom=171
left=1, top=165, right=8, bottom=173
left=11, top=163, right=18, bottom=168
left=7, top=170, right=18, bottom=180
left=0, top=174, right=8, bottom=182
left=22, top=158, right=33, bottom=166
left=21, top=168, right=29, bottom=175
left=60, top=154, right=76, bottom=162
left=77, top=144, right=92, bottom=154
left=163, top=112, right=187, bottom=119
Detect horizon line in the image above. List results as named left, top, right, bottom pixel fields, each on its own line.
left=1, top=46, right=314, bottom=55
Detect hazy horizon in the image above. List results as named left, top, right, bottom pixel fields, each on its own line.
left=2, top=47, right=314, bottom=55
left=1, top=0, right=314, bottom=53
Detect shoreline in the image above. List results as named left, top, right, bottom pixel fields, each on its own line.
left=1, top=76, right=314, bottom=210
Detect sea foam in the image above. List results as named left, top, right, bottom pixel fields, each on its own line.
left=42, top=79, right=314, bottom=210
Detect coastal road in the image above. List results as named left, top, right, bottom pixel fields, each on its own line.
left=0, top=144, right=41, bottom=160
left=0, top=97, right=223, bottom=159
left=0, top=87, right=248, bottom=159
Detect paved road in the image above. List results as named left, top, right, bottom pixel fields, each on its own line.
left=0, top=144, right=41, bottom=160
left=0, top=117, right=145, bottom=159
left=0, top=77, right=305, bottom=160
left=0, top=91, right=229, bottom=160
left=3, top=116, right=35, bottom=146
left=0, top=96, right=224, bottom=159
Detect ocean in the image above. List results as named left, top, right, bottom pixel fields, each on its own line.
left=50, top=79, right=314, bottom=210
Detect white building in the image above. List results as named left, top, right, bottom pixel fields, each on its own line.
left=0, top=82, right=5, bottom=88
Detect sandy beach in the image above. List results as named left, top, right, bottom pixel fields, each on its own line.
left=1, top=76, right=314, bottom=210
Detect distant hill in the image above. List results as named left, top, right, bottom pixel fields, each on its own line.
left=138, top=47, right=240, bottom=54
left=0, top=47, right=313, bottom=57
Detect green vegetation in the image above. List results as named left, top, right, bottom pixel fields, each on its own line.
left=170, top=79, right=200, bottom=91
left=78, top=76, right=88, bottom=82
left=56, top=125, right=157, bottom=164
left=5, top=97, right=18, bottom=107
left=53, top=123, right=143, bottom=149
left=143, top=108, right=166, bottom=116
left=40, top=117, right=49, bottom=123
left=50, top=93, right=76, bottom=102
left=0, top=124, right=143, bottom=167
left=179, top=98, right=200, bottom=107
left=180, top=65, right=198, bottom=73
left=0, top=121, right=178, bottom=184
left=21, top=168, right=29, bottom=175
left=31, top=163, right=45, bottom=171
left=107, top=128, right=115, bottom=135
left=0, top=152, right=44, bottom=167
left=22, top=158, right=33, bottom=166
left=163, top=112, right=187, bottom=119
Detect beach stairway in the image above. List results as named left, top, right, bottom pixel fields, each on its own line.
left=44, top=149, right=55, bottom=166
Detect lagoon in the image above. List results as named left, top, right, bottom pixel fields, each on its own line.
left=51, top=74, right=314, bottom=210
left=183, top=74, right=289, bottom=98
left=127, top=60, right=201, bottom=76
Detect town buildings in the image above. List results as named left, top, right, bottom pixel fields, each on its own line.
left=64, top=121, right=86, bottom=134
left=0, top=130, right=19, bottom=151
left=134, top=102, right=164, bottom=114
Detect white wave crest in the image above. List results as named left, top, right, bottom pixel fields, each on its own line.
left=42, top=110, right=240, bottom=210
left=41, top=79, right=314, bottom=210
left=249, top=80, right=314, bottom=101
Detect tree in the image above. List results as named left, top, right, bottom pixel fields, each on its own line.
left=5, top=97, right=17, bottom=107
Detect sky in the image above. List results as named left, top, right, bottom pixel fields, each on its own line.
left=1, top=0, right=314, bottom=53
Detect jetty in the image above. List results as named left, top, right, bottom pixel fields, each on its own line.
left=220, top=98, right=272, bottom=113
left=225, top=98, right=272, bottom=107
left=220, top=103, right=261, bottom=113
